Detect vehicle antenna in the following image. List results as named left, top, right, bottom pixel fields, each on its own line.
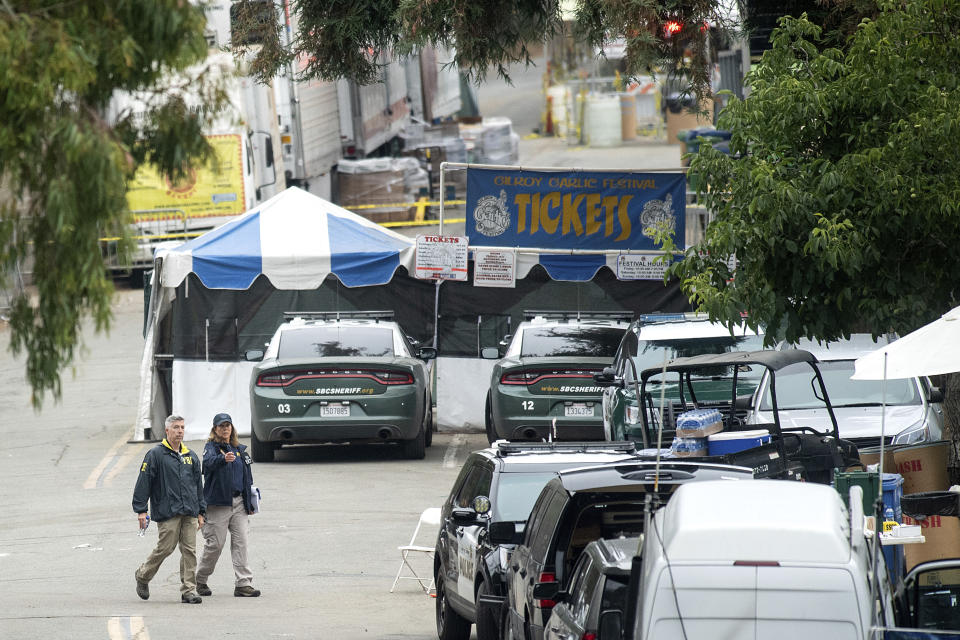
left=652, top=499, right=690, bottom=640
left=654, top=349, right=669, bottom=492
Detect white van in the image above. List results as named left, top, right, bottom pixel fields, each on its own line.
left=632, top=480, right=893, bottom=640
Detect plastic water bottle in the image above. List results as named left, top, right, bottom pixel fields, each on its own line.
left=882, top=507, right=896, bottom=533
left=138, top=515, right=150, bottom=537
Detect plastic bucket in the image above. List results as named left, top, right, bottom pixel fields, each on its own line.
left=707, top=429, right=770, bottom=456
left=583, top=94, right=622, bottom=148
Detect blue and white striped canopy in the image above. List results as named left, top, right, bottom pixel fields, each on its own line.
left=160, top=187, right=416, bottom=289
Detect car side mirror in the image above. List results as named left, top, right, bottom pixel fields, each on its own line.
left=598, top=609, right=624, bottom=639
left=488, top=521, right=516, bottom=545
left=417, top=346, right=438, bottom=361
left=593, top=367, right=623, bottom=388
left=532, top=581, right=564, bottom=601
left=452, top=507, right=478, bottom=524
left=481, top=347, right=500, bottom=359
left=929, top=387, right=945, bottom=403
left=245, top=349, right=264, bottom=362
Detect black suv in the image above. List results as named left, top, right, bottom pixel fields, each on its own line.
left=542, top=536, right=638, bottom=640
left=501, top=461, right=754, bottom=640
left=433, top=441, right=639, bottom=640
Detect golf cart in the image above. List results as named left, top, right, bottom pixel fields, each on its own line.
left=596, top=349, right=860, bottom=483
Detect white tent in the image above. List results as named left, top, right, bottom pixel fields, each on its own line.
left=853, top=306, right=960, bottom=380
left=135, top=187, right=420, bottom=440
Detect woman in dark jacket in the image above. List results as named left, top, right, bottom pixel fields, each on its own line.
left=196, top=413, right=261, bottom=597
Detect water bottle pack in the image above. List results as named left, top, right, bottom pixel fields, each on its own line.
left=671, top=437, right=708, bottom=458
left=675, top=408, right=724, bottom=438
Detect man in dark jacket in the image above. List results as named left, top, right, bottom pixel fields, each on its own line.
left=133, top=415, right=206, bottom=604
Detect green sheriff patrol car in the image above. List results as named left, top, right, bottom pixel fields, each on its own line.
left=245, top=312, right=436, bottom=462
left=481, top=311, right=631, bottom=443
left=594, top=313, right=764, bottom=445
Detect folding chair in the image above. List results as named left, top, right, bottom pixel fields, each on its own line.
left=390, top=507, right=442, bottom=595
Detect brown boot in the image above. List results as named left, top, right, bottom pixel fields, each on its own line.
left=234, top=585, right=261, bottom=597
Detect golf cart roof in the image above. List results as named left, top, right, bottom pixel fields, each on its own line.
left=639, top=349, right=818, bottom=382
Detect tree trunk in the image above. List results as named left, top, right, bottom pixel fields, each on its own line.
left=942, top=373, right=960, bottom=486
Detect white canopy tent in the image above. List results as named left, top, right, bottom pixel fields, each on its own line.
left=135, top=187, right=418, bottom=440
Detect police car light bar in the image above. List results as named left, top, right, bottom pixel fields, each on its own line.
left=495, top=441, right=637, bottom=457
left=521, top=310, right=634, bottom=323
left=282, top=310, right=395, bottom=322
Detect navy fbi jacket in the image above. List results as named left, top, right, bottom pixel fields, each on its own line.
left=133, top=439, right=206, bottom=522
left=202, top=441, right=255, bottom=513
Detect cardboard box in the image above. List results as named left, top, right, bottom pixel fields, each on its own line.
left=902, top=514, right=960, bottom=571
left=858, top=445, right=900, bottom=474
left=893, top=440, right=951, bottom=494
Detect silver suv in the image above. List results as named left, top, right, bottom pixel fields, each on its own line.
left=746, top=334, right=944, bottom=448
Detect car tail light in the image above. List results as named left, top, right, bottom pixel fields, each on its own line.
left=257, top=371, right=296, bottom=386
left=370, top=370, right=414, bottom=385
left=501, top=369, right=603, bottom=386
left=582, top=634, right=597, bottom=640
left=257, top=369, right=412, bottom=387
left=501, top=371, right=538, bottom=385
left=536, top=572, right=556, bottom=609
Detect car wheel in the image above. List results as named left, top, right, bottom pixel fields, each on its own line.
left=250, top=428, right=275, bottom=463
left=485, top=394, right=497, bottom=445
left=435, top=572, right=471, bottom=640
left=475, top=580, right=499, bottom=640
left=401, top=423, right=426, bottom=460
left=424, top=399, right=434, bottom=449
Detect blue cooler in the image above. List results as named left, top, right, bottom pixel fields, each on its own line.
left=707, top=429, right=770, bottom=456
left=882, top=473, right=904, bottom=586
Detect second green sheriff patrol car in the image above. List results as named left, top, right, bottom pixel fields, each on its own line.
left=245, top=312, right=436, bottom=462
left=482, top=312, right=630, bottom=443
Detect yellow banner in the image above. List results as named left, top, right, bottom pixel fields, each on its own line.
left=126, top=134, right=246, bottom=216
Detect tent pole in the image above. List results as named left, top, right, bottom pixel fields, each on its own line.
left=439, top=162, right=446, bottom=236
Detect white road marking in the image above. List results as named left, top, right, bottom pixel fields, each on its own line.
left=442, top=434, right=466, bottom=468
left=84, top=433, right=144, bottom=490
left=107, top=616, right=148, bottom=640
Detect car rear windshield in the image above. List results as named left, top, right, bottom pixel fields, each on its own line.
left=759, top=359, right=922, bottom=410
left=520, top=327, right=624, bottom=358
left=495, top=472, right=559, bottom=521
left=278, top=326, right=395, bottom=358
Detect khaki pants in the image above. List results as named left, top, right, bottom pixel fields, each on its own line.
left=197, top=496, right=253, bottom=587
left=136, top=515, right=198, bottom=595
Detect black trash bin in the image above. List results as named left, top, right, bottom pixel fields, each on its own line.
left=902, top=491, right=960, bottom=519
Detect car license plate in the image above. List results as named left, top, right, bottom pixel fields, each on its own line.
left=320, top=405, right=349, bottom=418
left=564, top=403, right=593, bottom=417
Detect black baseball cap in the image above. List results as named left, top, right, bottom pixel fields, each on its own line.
left=213, top=413, right=233, bottom=426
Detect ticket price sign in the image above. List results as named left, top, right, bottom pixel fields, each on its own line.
left=415, top=235, right=469, bottom=281
left=474, top=250, right=516, bottom=288
left=616, top=254, right=670, bottom=280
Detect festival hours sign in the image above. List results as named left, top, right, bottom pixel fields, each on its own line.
left=466, top=168, right=686, bottom=251
left=616, top=254, right=671, bottom=281
left=415, top=235, right=468, bottom=281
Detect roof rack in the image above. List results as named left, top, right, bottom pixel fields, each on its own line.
left=282, top=310, right=395, bottom=322
left=522, top=310, right=634, bottom=323
left=495, top=441, right=637, bottom=457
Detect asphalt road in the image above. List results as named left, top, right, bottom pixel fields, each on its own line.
left=0, top=284, right=489, bottom=639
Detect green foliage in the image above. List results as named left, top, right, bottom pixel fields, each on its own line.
left=0, top=1, right=217, bottom=406
left=671, top=0, right=960, bottom=342
left=239, top=0, right=734, bottom=100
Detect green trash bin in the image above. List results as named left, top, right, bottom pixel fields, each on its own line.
left=834, top=470, right=881, bottom=515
